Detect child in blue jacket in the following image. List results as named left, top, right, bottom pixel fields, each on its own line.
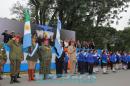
left=110, top=52, right=117, bottom=72
left=93, top=50, right=100, bottom=73
left=116, top=51, right=122, bottom=70
left=64, top=51, right=69, bottom=74
left=126, top=52, right=130, bottom=69
left=101, top=50, right=108, bottom=74
left=121, top=52, right=128, bottom=70
left=84, top=50, right=89, bottom=73
left=87, top=50, right=95, bottom=75
left=78, top=50, right=85, bottom=74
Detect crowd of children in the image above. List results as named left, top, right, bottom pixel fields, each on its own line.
left=76, top=49, right=130, bottom=75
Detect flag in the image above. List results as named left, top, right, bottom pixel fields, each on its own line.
left=54, top=17, right=63, bottom=58
left=23, top=9, right=31, bottom=49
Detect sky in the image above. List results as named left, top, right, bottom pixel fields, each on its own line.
left=0, top=0, right=130, bottom=31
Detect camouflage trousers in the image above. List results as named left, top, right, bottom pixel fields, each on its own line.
left=39, top=59, right=51, bottom=79
left=0, top=64, right=3, bottom=76
left=0, top=59, right=6, bottom=76
left=10, top=59, right=21, bottom=76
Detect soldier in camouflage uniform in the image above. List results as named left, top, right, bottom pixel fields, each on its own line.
left=7, top=35, right=23, bottom=84
left=39, top=32, right=52, bottom=80
left=0, top=43, right=7, bottom=80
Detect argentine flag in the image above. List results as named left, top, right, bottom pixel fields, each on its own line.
left=54, top=17, right=63, bottom=58
left=23, top=9, right=32, bottom=49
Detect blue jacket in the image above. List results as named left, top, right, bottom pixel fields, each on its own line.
left=110, top=54, right=117, bottom=63
left=116, top=54, right=121, bottom=62
left=78, top=52, right=84, bottom=62
left=101, top=54, right=108, bottom=63
left=126, top=55, right=130, bottom=62
left=87, top=53, right=95, bottom=63
left=121, top=55, right=128, bottom=63
left=64, top=53, right=69, bottom=63
left=84, top=52, right=88, bottom=62
left=93, top=53, right=99, bottom=63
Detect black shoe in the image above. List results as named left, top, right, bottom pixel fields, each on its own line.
left=10, top=76, right=14, bottom=84
left=17, top=73, right=21, bottom=78
left=14, top=76, right=20, bottom=83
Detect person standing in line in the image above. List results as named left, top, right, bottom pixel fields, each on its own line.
left=68, top=41, right=77, bottom=75
left=39, top=32, right=52, bottom=80
left=7, top=35, right=23, bottom=84
left=87, top=50, right=95, bottom=75
left=0, top=43, right=7, bottom=80
left=78, top=50, right=85, bottom=74
left=26, top=34, right=39, bottom=81
left=115, top=51, right=122, bottom=70
left=63, top=41, right=69, bottom=74
left=127, top=52, right=130, bottom=69
left=101, top=50, right=109, bottom=74
left=63, top=48, right=69, bottom=74
left=93, top=50, right=100, bottom=73
left=84, top=50, right=89, bottom=73
left=121, top=51, right=128, bottom=70
left=109, top=52, right=117, bottom=72
left=55, top=50, right=64, bottom=78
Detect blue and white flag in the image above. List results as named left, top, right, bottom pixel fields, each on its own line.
left=23, top=9, right=32, bottom=49
left=54, top=17, right=63, bottom=58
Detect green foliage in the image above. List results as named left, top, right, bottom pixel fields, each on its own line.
left=10, top=0, right=130, bottom=51
left=117, top=27, right=130, bottom=51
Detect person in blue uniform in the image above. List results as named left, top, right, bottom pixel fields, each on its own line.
left=101, top=50, right=108, bottom=74
left=116, top=51, right=122, bottom=70
left=79, top=50, right=85, bottom=74
left=63, top=50, right=69, bottom=74
left=93, top=50, right=100, bottom=73
left=127, top=52, right=130, bottom=69
left=84, top=50, right=89, bottom=73
left=77, top=50, right=84, bottom=74
left=109, top=52, right=117, bottom=72
left=77, top=50, right=80, bottom=73
left=87, top=50, right=95, bottom=75
left=55, top=41, right=64, bottom=78
left=63, top=41, right=69, bottom=74
left=121, top=51, right=128, bottom=70
left=55, top=51, right=64, bottom=78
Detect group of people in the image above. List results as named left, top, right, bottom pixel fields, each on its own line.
left=76, top=49, right=130, bottom=75
left=0, top=30, right=130, bottom=84
left=0, top=30, right=53, bottom=84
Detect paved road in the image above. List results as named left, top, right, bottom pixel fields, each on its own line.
left=0, top=70, right=130, bottom=86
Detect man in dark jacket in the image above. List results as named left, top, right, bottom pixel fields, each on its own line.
left=1, top=30, right=10, bottom=43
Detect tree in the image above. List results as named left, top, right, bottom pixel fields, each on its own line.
left=117, top=27, right=130, bottom=51
left=10, top=1, right=25, bottom=21
left=29, top=0, right=55, bottom=24
left=11, top=0, right=130, bottom=50
left=11, top=0, right=130, bottom=28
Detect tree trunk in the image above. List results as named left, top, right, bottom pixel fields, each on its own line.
left=35, top=7, right=39, bottom=24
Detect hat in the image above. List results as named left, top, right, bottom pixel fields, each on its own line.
left=13, top=35, right=21, bottom=40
